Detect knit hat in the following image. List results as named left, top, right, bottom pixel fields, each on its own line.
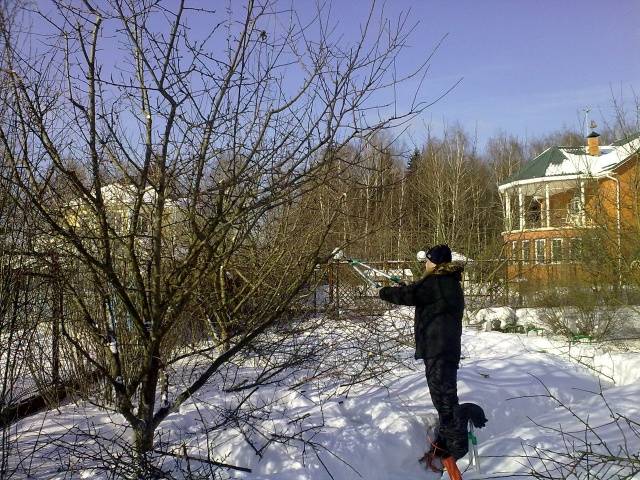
left=425, top=244, right=452, bottom=264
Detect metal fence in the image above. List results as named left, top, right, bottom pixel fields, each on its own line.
left=308, top=258, right=515, bottom=318
left=0, top=257, right=70, bottom=426
left=321, top=260, right=415, bottom=316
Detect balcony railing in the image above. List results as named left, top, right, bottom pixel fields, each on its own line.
left=507, top=208, right=594, bottom=231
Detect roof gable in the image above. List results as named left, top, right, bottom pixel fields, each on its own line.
left=504, top=146, right=567, bottom=183
left=500, top=132, right=640, bottom=188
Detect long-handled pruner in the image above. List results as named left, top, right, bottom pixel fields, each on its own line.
left=350, top=260, right=382, bottom=288
left=331, top=248, right=404, bottom=287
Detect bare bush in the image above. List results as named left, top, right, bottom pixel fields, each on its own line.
left=522, top=378, right=640, bottom=479
left=537, top=288, right=620, bottom=340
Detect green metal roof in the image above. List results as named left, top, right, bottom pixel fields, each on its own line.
left=502, top=131, right=640, bottom=185
left=503, top=146, right=568, bottom=183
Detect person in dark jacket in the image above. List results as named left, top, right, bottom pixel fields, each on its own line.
left=379, top=244, right=468, bottom=468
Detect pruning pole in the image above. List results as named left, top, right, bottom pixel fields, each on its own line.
left=468, top=421, right=481, bottom=473
left=350, top=262, right=381, bottom=288
left=346, top=258, right=403, bottom=284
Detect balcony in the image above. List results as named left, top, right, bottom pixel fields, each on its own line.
left=510, top=208, right=593, bottom=232
left=500, top=177, right=598, bottom=234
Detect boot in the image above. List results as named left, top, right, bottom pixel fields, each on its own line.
left=418, top=440, right=447, bottom=473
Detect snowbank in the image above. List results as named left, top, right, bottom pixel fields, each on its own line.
left=467, top=306, right=515, bottom=330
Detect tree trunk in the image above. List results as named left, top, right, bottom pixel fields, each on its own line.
left=132, top=351, right=161, bottom=476
left=133, top=424, right=156, bottom=478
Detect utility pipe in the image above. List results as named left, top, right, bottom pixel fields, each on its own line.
left=602, top=173, right=621, bottom=252
left=603, top=173, right=622, bottom=285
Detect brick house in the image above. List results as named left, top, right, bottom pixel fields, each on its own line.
left=498, top=131, right=640, bottom=286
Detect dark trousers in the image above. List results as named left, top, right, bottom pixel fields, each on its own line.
left=424, top=357, right=468, bottom=459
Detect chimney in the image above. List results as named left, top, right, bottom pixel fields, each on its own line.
left=587, top=130, right=600, bottom=156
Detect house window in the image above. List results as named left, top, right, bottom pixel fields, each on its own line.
left=569, top=238, right=582, bottom=262
left=107, top=209, right=129, bottom=233
left=535, top=239, right=546, bottom=264
left=551, top=238, right=563, bottom=263
left=138, top=212, right=152, bottom=235
left=522, top=240, right=531, bottom=264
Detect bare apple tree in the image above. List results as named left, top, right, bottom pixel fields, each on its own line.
left=0, top=0, right=432, bottom=475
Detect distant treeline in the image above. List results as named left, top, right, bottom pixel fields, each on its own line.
left=312, top=123, right=632, bottom=262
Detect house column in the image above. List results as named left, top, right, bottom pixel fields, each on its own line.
left=505, top=192, right=512, bottom=231
left=545, top=184, right=551, bottom=228
left=518, top=187, right=525, bottom=230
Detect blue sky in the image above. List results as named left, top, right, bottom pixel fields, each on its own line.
left=341, top=0, right=640, bottom=147
left=28, top=0, right=640, bottom=152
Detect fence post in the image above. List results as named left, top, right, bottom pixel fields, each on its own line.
left=335, top=263, right=340, bottom=318
left=327, top=263, right=334, bottom=304
left=51, top=254, right=62, bottom=388
left=313, top=268, right=317, bottom=313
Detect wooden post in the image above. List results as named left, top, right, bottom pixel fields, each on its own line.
left=335, top=263, right=340, bottom=318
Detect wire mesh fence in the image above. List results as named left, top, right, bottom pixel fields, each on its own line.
left=306, top=258, right=516, bottom=318
left=322, top=260, right=416, bottom=317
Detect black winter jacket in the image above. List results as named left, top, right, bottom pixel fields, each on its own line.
left=379, top=263, right=464, bottom=362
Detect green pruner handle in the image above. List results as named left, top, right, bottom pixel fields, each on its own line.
left=468, top=432, right=478, bottom=445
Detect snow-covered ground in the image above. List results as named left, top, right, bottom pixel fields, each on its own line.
left=7, top=307, right=640, bottom=479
